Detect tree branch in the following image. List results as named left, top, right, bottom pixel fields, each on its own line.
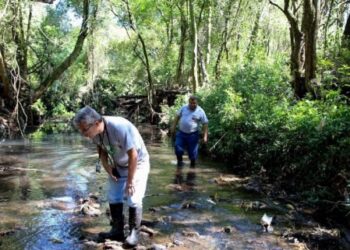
left=32, top=0, right=90, bottom=102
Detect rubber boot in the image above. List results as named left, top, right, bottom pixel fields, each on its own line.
left=99, top=203, right=125, bottom=241
left=124, top=206, right=142, bottom=247
left=177, top=155, right=184, bottom=167
left=190, top=159, right=196, bottom=168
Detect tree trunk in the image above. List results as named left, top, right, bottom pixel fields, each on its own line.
left=0, top=49, right=10, bottom=99
left=198, top=46, right=209, bottom=86
left=138, top=35, right=154, bottom=106
left=270, top=0, right=308, bottom=98
left=290, top=26, right=306, bottom=98
left=246, top=1, right=264, bottom=55
left=302, top=0, right=319, bottom=97
left=122, top=0, right=154, bottom=108
left=323, top=0, right=335, bottom=55
left=343, top=13, right=350, bottom=47
left=206, top=3, right=212, bottom=66
left=11, top=0, right=28, bottom=83
left=189, top=0, right=198, bottom=93
left=33, top=0, right=90, bottom=102
left=87, top=3, right=99, bottom=98
left=214, top=0, right=243, bottom=80
left=175, top=1, right=187, bottom=87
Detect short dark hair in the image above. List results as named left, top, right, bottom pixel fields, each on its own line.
left=189, top=95, right=197, bottom=101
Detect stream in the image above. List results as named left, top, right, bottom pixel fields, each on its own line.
left=0, top=126, right=326, bottom=250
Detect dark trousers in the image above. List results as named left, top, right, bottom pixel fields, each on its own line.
left=175, top=130, right=199, bottom=162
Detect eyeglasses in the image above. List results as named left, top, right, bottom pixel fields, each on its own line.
left=81, top=123, right=95, bottom=134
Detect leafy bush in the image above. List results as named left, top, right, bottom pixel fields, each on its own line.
left=31, top=99, right=47, bottom=116
left=52, top=103, right=75, bottom=120
left=182, top=59, right=350, bottom=202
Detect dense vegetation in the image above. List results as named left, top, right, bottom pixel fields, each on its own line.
left=0, top=0, right=350, bottom=223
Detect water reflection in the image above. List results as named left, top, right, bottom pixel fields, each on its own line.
left=0, top=134, right=94, bottom=249
left=173, top=169, right=197, bottom=187
left=19, top=174, right=31, bottom=200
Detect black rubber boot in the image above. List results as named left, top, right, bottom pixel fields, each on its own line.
left=190, top=159, right=196, bottom=168
left=124, top=206, right=142, bottom=247
left=177, top=155, right=184, bottom=167
left=99, top=203, right=125, bottom=241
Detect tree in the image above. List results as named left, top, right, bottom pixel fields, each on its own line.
left=302, top=0, right=320, bottom=98
left=270, top=0, right=320, bottom=99
left=214, top=0, right=243, bottom=80
left=175, top=0, right=188, bottom=87
left=32, top=0, right=90, bottom=102
left=343, top=13, right=350, bottom=47
left=189, top=0, right=199, bottom=93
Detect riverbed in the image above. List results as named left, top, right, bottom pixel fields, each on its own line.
left=0, top=128, right=312, bottom=250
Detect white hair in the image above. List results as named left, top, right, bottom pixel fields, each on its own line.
left=73, top=106, right=102, bottom=128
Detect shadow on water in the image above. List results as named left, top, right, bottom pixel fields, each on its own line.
left=0, top=126, right=305, bottom=250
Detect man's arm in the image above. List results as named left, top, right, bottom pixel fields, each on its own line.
left=126, top=148, right=138, bottom=196
left=202, top=123, right=208, bottom=143
left=97, top=146, right=117, bottom=180
left=171, top=115, right=180, bottom=135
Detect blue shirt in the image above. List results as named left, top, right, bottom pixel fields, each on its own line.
left=177, top=105, right=208, bottom=133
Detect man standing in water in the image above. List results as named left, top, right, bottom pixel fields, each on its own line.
left=73, top=106, right=149, bottom=247
left=171, top=95, right=208, bottom=182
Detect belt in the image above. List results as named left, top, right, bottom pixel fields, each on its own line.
left=179, top=130, right=199, bottom=135
left=116, top=164, right=128, bottom=169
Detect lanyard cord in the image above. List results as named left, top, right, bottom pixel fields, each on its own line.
left=98, top=118, right=118, bottom=171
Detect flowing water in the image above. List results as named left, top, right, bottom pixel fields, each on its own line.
left=0, top=127, right=303, bottom=250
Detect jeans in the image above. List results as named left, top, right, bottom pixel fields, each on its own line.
left=107, top=160, right=150, bottom=207
left=175, top=130, right=199, bottom=161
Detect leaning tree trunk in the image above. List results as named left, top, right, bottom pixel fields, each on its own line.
left=33, top=0, right=90, bottom=102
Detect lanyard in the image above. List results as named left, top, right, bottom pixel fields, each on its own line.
left=98, top=118, right=121, bottom=177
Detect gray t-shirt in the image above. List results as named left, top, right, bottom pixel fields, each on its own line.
left=177, top=105, right=208, bottom=133
left=93, top=116, right=149, bottom=168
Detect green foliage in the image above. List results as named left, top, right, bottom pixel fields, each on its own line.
left=31, top=99, right=47, bottom=116
left=168, top=94, right=188, bottom=125
left=51, top=103, right=75, bottom=120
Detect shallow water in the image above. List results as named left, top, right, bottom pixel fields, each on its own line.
left=0, top=129, right=300, bottom=250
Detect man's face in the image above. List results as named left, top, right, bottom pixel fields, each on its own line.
left=188, top=98, right=197, bottom=110
left=78, top=121, right=100, bottom=139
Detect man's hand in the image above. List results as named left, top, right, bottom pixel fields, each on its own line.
left=111, top=167, right=120, bottom=181
left=202, top=124, right=208, bottom=144
left=203, top=134, right=208, bottom=144
left=126, top=182, right=135, bottom=196
left=110, top=174, right=118, bottom=182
